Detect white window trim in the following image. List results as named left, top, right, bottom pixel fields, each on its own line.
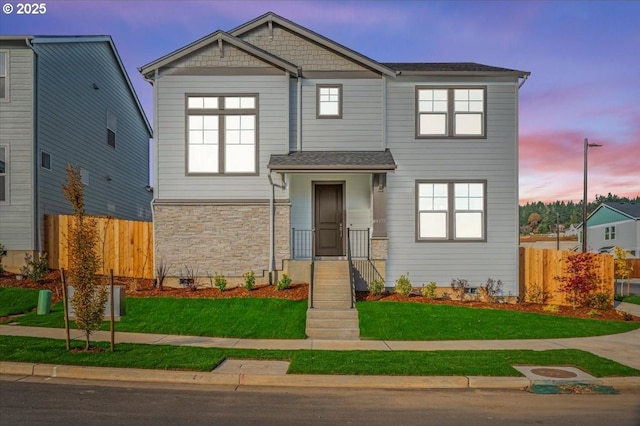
left=416, top=180, right=487, bottom=242
left=416, top=87, right=486, bottom=139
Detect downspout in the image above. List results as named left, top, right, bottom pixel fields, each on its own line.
left=382, top=75, right=387, bottom=150
left=296, top=74, right=302, bottom=152
left=268, top=172, right=286, bottom=284
left=143, top=69, right=159, bottom=280
left=26, top=38, right=40, bottom=254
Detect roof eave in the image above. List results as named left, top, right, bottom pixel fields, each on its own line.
left=397, top=70, right=531, bottom=78
left=268, top=164, right=397, bottom=172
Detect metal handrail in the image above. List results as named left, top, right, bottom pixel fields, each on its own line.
left=309, top=228, right=315, bottom=309
left=347, top=227, right=356, bottom=308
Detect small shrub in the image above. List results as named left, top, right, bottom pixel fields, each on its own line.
left=395, top=273, right=412, bottom=297
left=368, top=279, right=385, bottom=295
left=587, top=309, right=600, bottom=317
left=617, top=310, right=633, bottom=321
left=214, top=273, right=227, bottom=292
left=478, top=278, right=503, bottom=303
left=450, top=278, right=468, bottom=301
left=243, top=271, right=255, bottom=291
left=525, top=282, right=549, bottom=304
left=21, top=252, right=49, bottom=284
left=421, top=281, right=437, bottom=299
left=586, top=291, right=611, bottom=310
left=276, top=273, right=292, bottom=291
left=154, top=257, right=171, bottom=290
left=441, top=291, right=451, bottom=300
left=542, top=304, right=559, bottom=313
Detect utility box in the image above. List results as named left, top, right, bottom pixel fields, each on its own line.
left=67, top=286, right=126, bottom=320
left=37, top=290, right=52, bottom=315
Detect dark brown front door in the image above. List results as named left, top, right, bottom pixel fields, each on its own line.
left=314, top=183, right=344, bottom=256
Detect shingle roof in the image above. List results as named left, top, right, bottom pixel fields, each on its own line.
left=604, top=202, right=640, bottom=219
left=383, top=62, right=529, bottom=76
left=268, top=150, right=396, bottom=171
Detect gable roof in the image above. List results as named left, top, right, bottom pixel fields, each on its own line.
left=603, top=202, right=640, bottom=219
left=26, top=35, right=152, bottom=136
left=229, top=12, right=397, bottom=77
left=268, top=150, right=396, bottom=172
left=139, top=30, right=300, bottom=77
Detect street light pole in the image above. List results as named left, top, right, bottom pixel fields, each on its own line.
left=582, top=138, right=602, bottom=252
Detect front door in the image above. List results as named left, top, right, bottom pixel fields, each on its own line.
left=314, top=183, right=344, bottom=256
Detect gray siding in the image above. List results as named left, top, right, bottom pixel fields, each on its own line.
left=385, top=76, right=520, bottom=295
left=0, top=45, right=34, bottom=250
left=155, top=74, right=290, bottom=201
left=588, top=219, right=638, bottom=255
left=33, top=40, right=152, bottom=221
left=300, top=79, right=384, bottom=151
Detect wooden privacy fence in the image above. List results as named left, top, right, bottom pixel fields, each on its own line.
left=625, top=259, right=640, bottom=278
left=519, top=247, right=614, bottom=306
left=45, top=215, right=153, bottom=279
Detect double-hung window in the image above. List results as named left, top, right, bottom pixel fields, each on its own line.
left=317, top=85, right=342, bottom=118
left=605, top=226, right=616, bottom=240
left=416, top=87, right=485, bottom=138
left=416, top=181, right=486, bottom=241
left=186, top=94, right=257, bottom=174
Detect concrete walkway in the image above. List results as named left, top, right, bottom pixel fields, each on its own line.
left=2, top=323, right=639, bottom=390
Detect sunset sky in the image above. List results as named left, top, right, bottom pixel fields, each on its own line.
left=1, top=0, right=638, bottom=204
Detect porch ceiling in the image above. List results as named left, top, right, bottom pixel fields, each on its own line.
left=268, top=150, right=396, bottom=173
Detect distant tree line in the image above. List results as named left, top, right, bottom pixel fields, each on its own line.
left=519, top=193, right=640, bottom=235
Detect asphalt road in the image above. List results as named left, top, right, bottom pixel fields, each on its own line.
left=1, top=376, right=639, bottom=426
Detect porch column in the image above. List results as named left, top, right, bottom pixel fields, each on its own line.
left=371, top=174, right=388, bottom=262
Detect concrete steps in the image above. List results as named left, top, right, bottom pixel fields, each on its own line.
left=306, top=261, right=360, bottom=340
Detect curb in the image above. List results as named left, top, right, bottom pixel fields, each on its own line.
left=1, top=362, right=531, bottom=390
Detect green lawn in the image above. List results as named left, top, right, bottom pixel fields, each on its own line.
left=0, top=287, right=40, bottom=317
left=357, top=301, right=640, bottom=340
left=617, top=296, right=640, bottom=305
left=4, top=288, right=639, bottom=341
left=10, top=297, right=308, bottom=339
left=1, top=335, right=638, bottom=378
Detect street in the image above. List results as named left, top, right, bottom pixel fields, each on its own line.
left=1, top=376, right=639, bottom=425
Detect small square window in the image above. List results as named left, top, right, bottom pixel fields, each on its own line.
left=317, top=85, right=342, bottom=118
left=41, top=151, right=51, bottom=170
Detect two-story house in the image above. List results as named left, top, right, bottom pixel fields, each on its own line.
left=0, top=36, right=152, bottom=271
left=140, top=12, right=529, bottom=334
left=581, top=202, right=640, bottom=257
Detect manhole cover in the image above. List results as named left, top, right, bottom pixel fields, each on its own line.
left=530, top=368, right=577, bottom=379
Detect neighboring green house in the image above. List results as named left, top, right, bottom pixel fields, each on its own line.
left=581, top=202, right=640, bottom=257
left=0, top=36, right=152, bottom=272
left=140, top=12, right=529, bottom=301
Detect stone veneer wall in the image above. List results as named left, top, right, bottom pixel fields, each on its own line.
left=154, top=202, right=290, bottom=277
left=371, top=237, right=388, bottom=260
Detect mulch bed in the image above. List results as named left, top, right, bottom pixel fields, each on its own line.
left=1, top=270, right=637, bottom=322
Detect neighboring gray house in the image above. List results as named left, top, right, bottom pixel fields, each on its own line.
left=140, top=12, right=529, bottom=313
left=581, top=202, right=640, bottom=257
left=0, top=36, right=152, bottom=271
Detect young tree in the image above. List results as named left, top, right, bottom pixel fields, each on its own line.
left=614, top=246, right=633, bottom=296
left=555, top=252, right=601, bottom=309
left=62, top=165, right=107, bottom=350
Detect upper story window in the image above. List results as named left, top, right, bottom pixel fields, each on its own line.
left=416, top=87, right=486, bottom=138
left=317, top=85, right=342, bottom=118
left=605, top=226, right=616, bottom=240
left=0, top=51, right=7, bottom=101
left=107, top=110, right=117, bottom=149
left=41, top=151, right=51, bottom=170
left=0, top=146, right=7, bottom=202
left=186, top=94, right=258, bottom=174
left=416, top=181, right=486, bottom=241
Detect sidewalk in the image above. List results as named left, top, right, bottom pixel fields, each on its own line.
left=2, top=324, right=640, bottom=390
